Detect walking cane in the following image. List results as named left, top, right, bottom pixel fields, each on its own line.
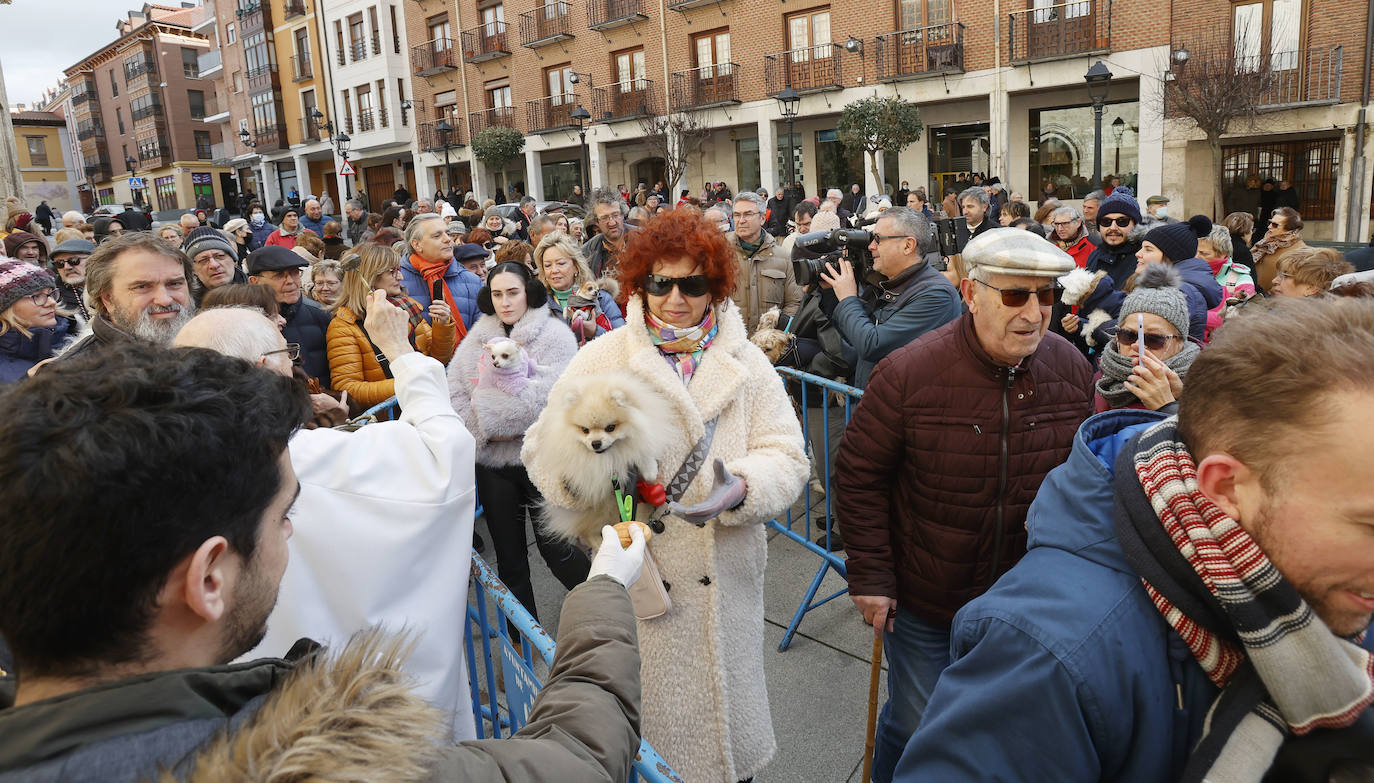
left=862, top=621, right=885, bottom=783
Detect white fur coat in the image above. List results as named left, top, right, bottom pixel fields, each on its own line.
left=448, top=305, right=576, bottom=467
left=522, top=297, right=808, bottom=782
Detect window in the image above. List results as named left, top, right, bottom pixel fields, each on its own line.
left=109, top=69, right=119, bottom=97
left=194, top=130, right=213, bottom=159
left=25, top=136, right=48, bottom=167
left=349, top=13, right=366, bottom=60
left=116, top=108, right=126, bottom=135
left=1029, top=100, right=1140, bottom=200
left=1233, top=0, right=1302, bottom=70
left=251, top=90, right=278, bottom=132
left=1222, top=137, right=1339, bottom=219
left=486, top=83, right=512, bottom=110
left=398, top=78, right=409, bottom=125
left=335, top=20, right=345, bottom=56
left=428, top=13, right=451, bottom=44
left=546, top=64, right=574, bottom=103
left=692, top=30, right=731, bottom=77
left=390, top=6, right=402, bottom=52
left=368, top=6, right=381, bottom=52
left=898, top=0, right=950, bottom=29
left=376, top=79, right=388, bottom=127
left=294, top=28, right=311, bottom=59
left=232, top=71, right=243, bottom=92
left=302, top=89, right=318, bottom=134
left=341, top=91, right=353, bottom=131
left=482, top=4, right=505, bottom=36
left=226, top=22, right=236, bottom=43
left=188, top=90, right=205, bottom=119
left=786, top=9, right=831, bottom=57
left=244, top=32, right=272, bottom=74
left=131, top=93, right=161, bottom=121
left=614, top=48, right=646, bottom=88
left=154, top=175, right=177, bottom=211
left=182, top=47, right=201, bottom=78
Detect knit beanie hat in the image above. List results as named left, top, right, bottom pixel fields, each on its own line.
left=1095, top=185, right=1142, bottom=225
left=810, top=210, right=842, bottom=232
left=482, top=207, right=501, bottom=222
left=0, top=258, right=56, bottom=314
left=5, top=197, right=25, bottom=219
left=1120, top=263, right=1190, bottom=339
left=182, top=225, right=238, bottom=262
left=1143, top=214, right=1212, bottom=263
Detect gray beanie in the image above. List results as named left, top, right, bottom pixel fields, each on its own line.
left=1120, top=263, right=1190, bottom=339
left=182, top=226, right=238, bottom=263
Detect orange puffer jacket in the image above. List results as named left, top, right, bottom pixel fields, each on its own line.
left=326, top=302, right=456, bottom=406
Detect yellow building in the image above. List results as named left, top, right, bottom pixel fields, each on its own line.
left=12, top=111, right=81, bottom=215
left=259, top=0, right=339, bottom=202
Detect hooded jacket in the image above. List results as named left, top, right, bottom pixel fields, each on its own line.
left=0, top=577, right=641, bottom=783
left=0, top=317, right=70, bottom=384
left=2, top=231, right=48, bottom=264
left=1086, top=230, right=1144, bottom=289
left=1169, top=257, right=1225, bottom=343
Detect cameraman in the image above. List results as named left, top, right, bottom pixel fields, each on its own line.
left=819, top=207, right=962, bottom=388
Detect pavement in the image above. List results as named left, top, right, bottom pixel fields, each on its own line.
left=474, top=485, right=884, bottom=783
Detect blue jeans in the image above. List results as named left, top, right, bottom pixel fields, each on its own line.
left=871, top=608, right=952, bottom=783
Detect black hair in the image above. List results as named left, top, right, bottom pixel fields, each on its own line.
left=1011, top=217, right=1047, bottom=237
left=792, top=201, right=818, bottom=219
left=478, top=261, right=548, bottom=314
left=0, top=342, right=309, bottom=678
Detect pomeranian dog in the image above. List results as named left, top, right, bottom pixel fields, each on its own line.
left=475, top=338, right=537, bottom=395
left=750, top=307, right=795, bottom=364
left=537, top=371, right=672, bottom=545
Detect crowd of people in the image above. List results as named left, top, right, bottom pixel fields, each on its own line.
left=0, top=174, right=1371, bottom=782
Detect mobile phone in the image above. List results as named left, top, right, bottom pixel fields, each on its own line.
left=432, top=280, right=444, bottom=304
left=1136, top=312, right=1146, bottom=364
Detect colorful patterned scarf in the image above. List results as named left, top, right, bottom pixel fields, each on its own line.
left=1114, top=418, right=1374, bottom=782
left=645, top=307, right=717, bottom=384
left=388, top=294, right=426, bottom=345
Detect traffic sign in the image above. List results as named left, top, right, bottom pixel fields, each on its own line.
left=127, top=177, right=145, bottom=189
left=338, top=160, right=356, bottom=176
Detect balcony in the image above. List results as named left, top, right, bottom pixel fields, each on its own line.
left=124, top=59, right=157, bottom=92
left=670, top=64, right=740, bottom=109
left=71, top=82, right=97, bottom=106
left=356, top=107, right=390, bottom=132
left=764, top=44, right=843, bottom=95
left=246, top=61, right=278, bottom=93
left=667, top=0, right=715, bottom=11
left=132, top=101, right=164, bottom=123
left=76, top=119, right=105, bottom=141
left=462, top=23, right=510, bottom=63
left=237, top=1, right=266, bottom=33
left=198, top=48, right=223, bottom=77
left=284, top=0, right=305, bottom=19
left=1008, top=0, right=1110, bottom=64
left=469, top=105, right=519, bottom=136
left=291, top=54, right=313, bottom=82
left=349, top=39, right=369, bottom=63
left=592, top=79, right=657, bottom=122
left=83, top=155, right=113, bottom=183
left=300, top=116, right=322, bottom=142
left=1258, top=46, right=1345, bottom=109
left=253, top=123, right=288, bottom=153
left=418, top=119, right=467, bottom=151
left=586, top=0, right=646, bottom=31
left=137, top=139, right=170, bottom=167
left=525, top=95, right=581, bottom=132
left=413, top=38, right=458, bottom=77
left=520, top=3, right=574, bottom=48
left=202, top=93, right=230, bottom=122
left=875, top=22, right=965, bottom=81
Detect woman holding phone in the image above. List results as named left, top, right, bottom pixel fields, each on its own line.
left=1093, top=263, right=1201, bottom=412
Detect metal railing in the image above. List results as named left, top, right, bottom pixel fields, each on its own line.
left=1258, top=46, right=1344, bottom=108
left=246, top=61, right=278, bottom=92
left=301, top=116, right=321, bottom=141
left=469, top=105, right=519, bottom=136
left=413, top=38, right=458, bottom=76
left=291, top=54, right=313, bottom=82
left=198, top=48, right=222, bottom=75
left=71, top=84, right=96, bottom=106
left=137, top=138, right=169, bottom=165
left=238, top=0, right=266, bottom=33
left=764, top=44, right=843, bottom=95
left=358, top=108, right=377, bottom=132
left=669, top=63, right=740, bottom=109
left=525, top=94, right=581, bottom=132
left=461, top=23, right=510, bottom=62
left=418, top=118, right=466, bottom=151
left=350, top=38, right=369, bottom=62
left=1008, top=0, right=1110, bottom=63
left=253, top=123, right=288, bottom=153
left=123, top=58, right=156, bottom=83
left=519, top=2, right=574, bottom=47
left=591, top=80, right=657, bottom=122
left=284, top=0, right=305, bottom=18
left=586, top=0, right=646, bottom=31
left=132, top=100, right=164, bottom=122
left=875, top=22, right=965, bottom=81
left=77, top=119, right=104, bottom=140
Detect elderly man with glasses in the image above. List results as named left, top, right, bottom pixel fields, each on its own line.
left=727, top=191, right=802, bottom=336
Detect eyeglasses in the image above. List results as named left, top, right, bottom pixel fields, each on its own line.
left=262, top=343, right=301, bottom=362
left=52, top=257, right=85, bottom=269
left=870, top=233, right=914, bottom=243
left=974, top=279, right=1057, bottom=307
left=644, top=273, right=710, bottom=297
left=1113, top=328, right=1182, bottom=352
left=1051, top=220, right=1078, bottom=228
left=732, top=211, right=759, bottom=220
left=1098, top=216, right=1133, bottom=228
left=25, top=289, right=57, bottom=306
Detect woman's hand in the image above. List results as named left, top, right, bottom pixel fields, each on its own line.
left=1061, top=313, right=1080, bottom=334
left=428, top=299, right=453, bottom=324
left=819, top=258, right=859, bottom=300
left=579, top=315, right=598, bottom=339
left=1124, top=350, right=1176, bottom=410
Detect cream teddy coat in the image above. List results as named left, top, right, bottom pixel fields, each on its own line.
left=522, top=296, right=808, bottom=783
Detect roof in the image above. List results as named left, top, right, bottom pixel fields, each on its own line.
left=11, top=111, right=66, bottom=126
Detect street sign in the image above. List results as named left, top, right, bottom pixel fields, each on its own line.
left=338, top=160, right=356, bottom=176
left=127, top=177, right=145, bottom=189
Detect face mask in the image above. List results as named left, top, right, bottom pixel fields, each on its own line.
left=251, top=212, right=265, bottom=226
left=1155, top=207, right=1169, bottom=219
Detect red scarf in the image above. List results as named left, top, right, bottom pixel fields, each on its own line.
left=408, top=253, right=467, bottom=341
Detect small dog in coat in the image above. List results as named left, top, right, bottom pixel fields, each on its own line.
left=537, top=371, right=671, bottom=546
left=1058, top=267, right=1124, bottom=348
left=564, top=278, right=619, bottom=344
left=475, top=338, right=537, bottom=396
left=750, top=307, right=795, bottom=364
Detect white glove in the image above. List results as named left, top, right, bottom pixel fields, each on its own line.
left=587, top=524, right=646, bottom=588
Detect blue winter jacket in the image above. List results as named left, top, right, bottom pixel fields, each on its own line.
left=298, top=213, right=333, bottom=238
left=248, top=221, right=276, bottom=251
left=399, top=254, right=482, bottom=329
left=0, top=317, right=70, bottom=385
left=1171, top=257, right=1224, bottom=343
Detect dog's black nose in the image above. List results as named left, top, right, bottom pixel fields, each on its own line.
left=590, top=440, right=602, bottom=451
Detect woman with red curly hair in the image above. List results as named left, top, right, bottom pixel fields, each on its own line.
left=522, top=208, right=808, bottom=782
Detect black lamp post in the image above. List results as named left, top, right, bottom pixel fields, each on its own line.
left=1111, top=116, right=1126, bottom=179
left=1084, top=60, right=1113, bottom=191
left=125, top=154, right=141, bottom=207
left=436, top=117, right=454, bottom=196
left=336, top=132, right=352, bottom=199
left=571, top=104, right=591, bottom=198
left=776, top=87, right=801, bottom=202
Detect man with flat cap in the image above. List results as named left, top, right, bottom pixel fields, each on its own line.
left=247, top=245, right=333, bottom=388
left=835, top=227, right=1095, bottom=783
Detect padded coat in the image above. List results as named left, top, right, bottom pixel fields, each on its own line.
left=326, top=302, right=455, bottom=406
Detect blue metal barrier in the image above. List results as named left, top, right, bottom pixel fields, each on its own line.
left=359, top=396, right=400, bottom=420
left=466, top=552, right=683, bottom=783
left=766, top=367, right=864, bottom=651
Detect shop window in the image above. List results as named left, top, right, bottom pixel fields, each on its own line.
left=1028, top=101, right=1139, bottom=200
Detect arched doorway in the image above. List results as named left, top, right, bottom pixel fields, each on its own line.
left=631, top=157, right=665, bottom=190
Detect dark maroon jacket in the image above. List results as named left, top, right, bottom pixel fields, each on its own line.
left=835, top=312, right=1093, bottom=627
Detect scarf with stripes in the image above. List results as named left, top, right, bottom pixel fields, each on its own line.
left=1114, top=417, right=1374, bottom=783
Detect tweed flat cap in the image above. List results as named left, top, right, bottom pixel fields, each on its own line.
left=963, top=227, right=1076, bottom=277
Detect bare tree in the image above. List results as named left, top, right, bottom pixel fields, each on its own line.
left=1165, top=35, right=1278, bottom=218
left=638, top=109, right=713, bottom=200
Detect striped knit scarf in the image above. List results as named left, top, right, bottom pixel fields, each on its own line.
left=1114, top=418, right=1374, bottom=783
left=645, top=307, right=717, bottom=385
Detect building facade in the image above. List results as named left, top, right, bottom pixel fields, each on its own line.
left=63, top=3, right=233, bottom=212
left=10, top=111, right=82, bottom=215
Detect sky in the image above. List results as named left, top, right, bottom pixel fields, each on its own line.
left=1, top=0, right=167, bottom=108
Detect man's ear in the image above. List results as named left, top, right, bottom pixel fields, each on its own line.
left=248, top=275, right=261, bottom=285
left=959, top=277, right=977, bottom=308
left=1194, top=453, right=1253, bottom=522
left=180, top=536, right=234, bottom=623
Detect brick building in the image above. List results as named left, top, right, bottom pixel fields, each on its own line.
left=64, top=3, right=233, bottom=212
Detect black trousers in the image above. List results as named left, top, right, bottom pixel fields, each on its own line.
left=475, top=463, right=591, bottom=625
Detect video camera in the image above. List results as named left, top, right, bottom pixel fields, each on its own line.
left=934, top=216, right=970, bottom=258
left=791, top=228, right=875, bottom=288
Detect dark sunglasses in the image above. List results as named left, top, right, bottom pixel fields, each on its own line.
left=52, top=257, right=85, bottom=269
left=975, top=278, right=1057, bottom=307
left=1114, top=327, right=1181, bottom=352
left=644, top=273, right=710, bottom=297
left=1098, top=216, right=1133, bottom=228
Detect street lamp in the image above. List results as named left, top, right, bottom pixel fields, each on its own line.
left=1111, top=116, right=1126, bottom=179
left=1084, top=60, right=1113, bottom=191
left=571, top=104, right=591, bottom=199
left=436, top=117, right=454, bottom=196
left=336, top=132, right=352, bottom=199
left=776, top=87, right=801, bottom=204
left=125, top=154, right=141, bottom=207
